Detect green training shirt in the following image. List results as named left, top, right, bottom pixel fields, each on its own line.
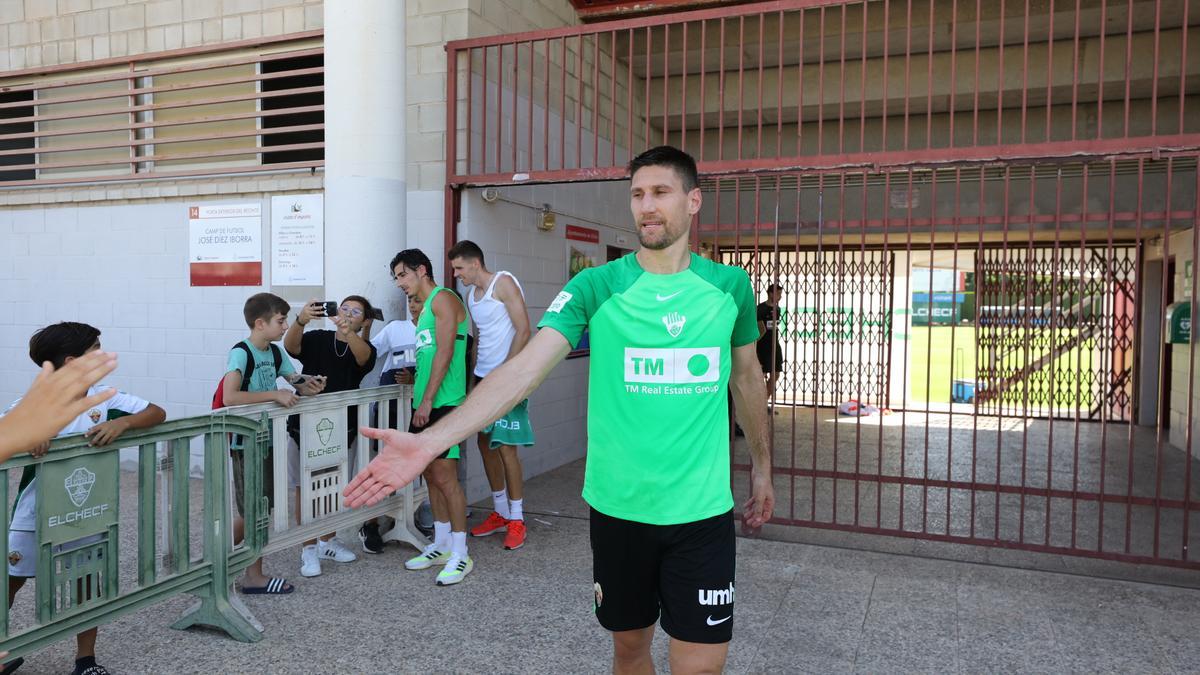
left=413, top=286, right=469, bottom=409
left=538, top=252, right=758, bottom=525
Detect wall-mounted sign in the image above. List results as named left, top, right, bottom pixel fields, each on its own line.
left=271, top=194, right=324, bottom=286
left=188, top=203, right=262, bottom=286
left=566, top=224, right=600, bottom=279
left=1166, top=302, right=1191, bottom=344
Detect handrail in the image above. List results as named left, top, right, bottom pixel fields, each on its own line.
left=0, top=415, right=269, bottom=659
left=215, top=384, right=428, bottom=555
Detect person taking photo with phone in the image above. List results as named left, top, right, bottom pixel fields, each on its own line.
left=283, top=295, right=378, bottom=577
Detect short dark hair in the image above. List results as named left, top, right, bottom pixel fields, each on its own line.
left=767, top=283, right=784, bottom=294
left=243, top=292, right=291, bottom=328
left=29, top=322, right=101, bottom=369
left=390, top=249, right=435, bottom=280
left=627, top=145, right=699, bottom=192
left=448, top=240, right=485, bottom=265
left=341, top=294, right=373, bottom=318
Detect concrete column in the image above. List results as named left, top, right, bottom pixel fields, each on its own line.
left=324, top=1, right=407, bottom=320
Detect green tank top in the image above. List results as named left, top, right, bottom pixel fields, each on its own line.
left=413, top=286, right=469, bottom=409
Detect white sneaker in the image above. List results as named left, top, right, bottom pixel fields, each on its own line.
left=318, top=537, right=358, bottom=563
left=435, top=555, right=473, bottom=586
left=300, top=544, right=322, bottom=577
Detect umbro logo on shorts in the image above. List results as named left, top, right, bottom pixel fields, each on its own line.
left=698, top=582, right=735, bottom=606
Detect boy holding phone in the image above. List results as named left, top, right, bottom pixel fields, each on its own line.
left=283, top=295, right=377, bottom=576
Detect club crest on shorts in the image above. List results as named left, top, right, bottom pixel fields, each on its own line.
left=65, top=467, right=97, bottom=508
left=7, top=551, right=21, bottom=566
left=594, top=582, right=604, bottom=609
left=88, top=408, right=102, bottom=424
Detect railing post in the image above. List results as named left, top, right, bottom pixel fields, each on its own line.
left=170, top=418, right=263, bottom=642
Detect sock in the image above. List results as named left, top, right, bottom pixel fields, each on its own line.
left=73, top=656, right=97, bottom=675
left=433, top=521, right=451, bottom=550
left=492, top=489, right=510, bottom=519
left=451, top=531, right=468, bottom=558
left=509, top=498, right=524, bottom=521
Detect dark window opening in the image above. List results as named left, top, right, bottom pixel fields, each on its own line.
left=261, top=54, right=323, bottom=165
left=0, top=90, right=35, bottom=182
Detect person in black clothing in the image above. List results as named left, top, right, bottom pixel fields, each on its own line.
left=756, top=283, right=784, bottom=405
left=284, top=295, right=378, bottom=577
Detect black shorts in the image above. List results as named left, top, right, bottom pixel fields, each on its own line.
left=589, top=508, right=736, bottom=644
left=409, top=405, right=460, bottom=460
left=757, top=344, right=784, bottom=375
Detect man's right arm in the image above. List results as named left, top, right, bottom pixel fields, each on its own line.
left=345, top=328, right=570, bottom=507
left=424, top=327, right=569, bottom=452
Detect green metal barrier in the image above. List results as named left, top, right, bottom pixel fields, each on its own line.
left=0, top=414, right=270, bottom=659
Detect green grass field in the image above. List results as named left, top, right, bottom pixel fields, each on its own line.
left=909, top=326, right=1098, bottom=406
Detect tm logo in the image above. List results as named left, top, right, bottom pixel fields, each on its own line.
left=624, top=348, right=720, bottom=384
left=316, top=418, right=335, bottom=445
left=65, top=467, right=96, bottom=508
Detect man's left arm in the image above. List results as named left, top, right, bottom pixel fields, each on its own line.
left=729, top=343, right=775, bottom=528
left=496, top=275, right=532, bottom=360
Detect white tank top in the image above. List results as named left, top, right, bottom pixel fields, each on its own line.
left=468, top=271, right=524, bottom=377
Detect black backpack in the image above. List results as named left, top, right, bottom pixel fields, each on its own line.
left=212, top=342, right=284, bottom=409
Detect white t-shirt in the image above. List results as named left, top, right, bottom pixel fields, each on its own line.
left=370, top=320, right=418, bottom=371
left=5, top=385, right=150, bottom=532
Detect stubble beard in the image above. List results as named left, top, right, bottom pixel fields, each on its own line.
left=638, top=222, right=685, bottom=251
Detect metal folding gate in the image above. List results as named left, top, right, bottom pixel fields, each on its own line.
left=445, top=0, right=1200, bottom=568
left=709, top=162, right=1199, bottom=569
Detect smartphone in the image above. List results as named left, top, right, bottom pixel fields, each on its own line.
left=371, top=307, right=384, bottom=321
left=322, top=301, right=338, bottom=317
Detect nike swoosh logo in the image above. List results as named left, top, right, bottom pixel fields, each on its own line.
left=706, top=615, right=731, bottom=626
left=656, top=291, right=682, bottom=302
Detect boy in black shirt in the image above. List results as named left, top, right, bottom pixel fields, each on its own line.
left=284, top=295, right=378, bottom=576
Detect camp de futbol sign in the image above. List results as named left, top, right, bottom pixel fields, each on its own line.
left=188, top=203, right=263, bottom=286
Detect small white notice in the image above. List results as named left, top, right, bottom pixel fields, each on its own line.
left=271, top=194, right=324, bottom=286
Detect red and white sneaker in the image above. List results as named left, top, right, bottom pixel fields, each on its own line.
left=503, top=519, right=526, bottom=550
left=470, top=511, right=509, bottom=537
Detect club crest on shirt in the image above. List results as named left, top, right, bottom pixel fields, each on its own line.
left=662, top=312, right=686, bottom=338
left=88, top=408, right=102, bottom=424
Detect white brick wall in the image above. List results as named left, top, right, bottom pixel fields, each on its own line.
left=0, top=0, right=322, bottom=70
left=0, top=191, right=329, bottom=426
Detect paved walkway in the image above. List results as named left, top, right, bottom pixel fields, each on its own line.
left=11, top=458, right=1200, bottom=673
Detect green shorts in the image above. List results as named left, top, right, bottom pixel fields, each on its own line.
left=482, top=399, right=535, bottom=448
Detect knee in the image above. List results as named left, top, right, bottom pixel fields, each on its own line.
left=612, top=630, right=653, bottom=664
left=426, top=462, right=459, bottom=492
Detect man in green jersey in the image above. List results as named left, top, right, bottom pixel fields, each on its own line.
left=388, top=248, right=475, bottom=586
left=351, top=147, right=774, bottom=672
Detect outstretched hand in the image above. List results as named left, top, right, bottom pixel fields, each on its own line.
left=343, top=427, right=437, bottom=508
